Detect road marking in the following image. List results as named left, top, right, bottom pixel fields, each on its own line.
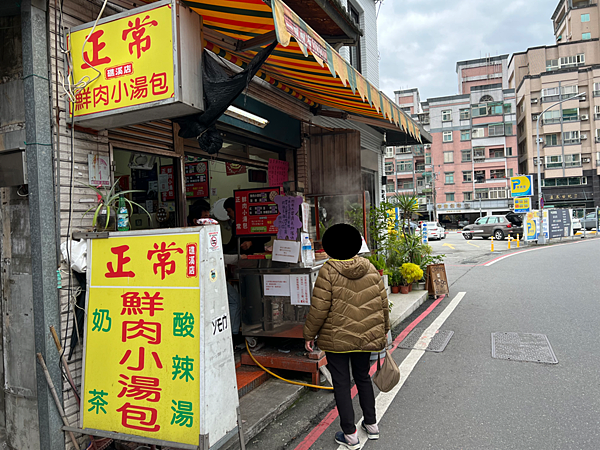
left=466, top=241, right=479, bottom=248
left=292, top=296, right=446, bottom=450
left=482, top=237, right=592, bottom=266
left=341, top=292, right=466, bottom=450
left=442, top=243, right=456, bottom=250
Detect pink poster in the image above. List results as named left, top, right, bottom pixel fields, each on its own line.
left=268, top=159, right=289, bottom=187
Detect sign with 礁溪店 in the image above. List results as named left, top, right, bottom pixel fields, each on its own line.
left=68, top=0, right=203, bottom=129
left=82, top=227, right=239, bottom=448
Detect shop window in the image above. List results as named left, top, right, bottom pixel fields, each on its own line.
left=113, top=148, right=180, bottom=230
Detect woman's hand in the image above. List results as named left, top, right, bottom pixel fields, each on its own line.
left=305, top=340, right=314, bottom=352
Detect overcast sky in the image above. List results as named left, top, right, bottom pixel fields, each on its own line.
left=377, top=0, right=558, bottom=102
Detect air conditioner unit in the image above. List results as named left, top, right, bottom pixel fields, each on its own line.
left=579, top=95, right=586, bottom=101
left=536, top=138, right=544, bottom=143
left=581, top=114, right=589, bottom=120
left=583, top=157, right=591, bottom=163
left=531, top=98, right=538, bottom=104
left=581, top=134, right=587, bottom=140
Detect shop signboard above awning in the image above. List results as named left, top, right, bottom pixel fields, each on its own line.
left=185, top=0, right=423, bottom=143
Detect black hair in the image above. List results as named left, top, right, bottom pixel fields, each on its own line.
left=187, top=199, right=211, bottom=224
left=224, top=197, right=235, bottom=211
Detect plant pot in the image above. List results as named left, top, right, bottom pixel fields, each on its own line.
left=399, top=285, right=410, bottom=294
left=391, top=286, right=399, bottom=294
left=408, top=283, right=413, bottom=292
left=96, top=206, right=116, bottom=231
left=378, top=269, right=384, bottom=276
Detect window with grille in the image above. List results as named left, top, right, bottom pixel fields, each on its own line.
left=472, top=128, right=485, bottom=138
left=474, top=170, right=485, bottom=183
left=489, top=187, right=507, bottom=199
left=473, top=148, right=485, bottom=160
left=488, top=124, right=505, bottom=136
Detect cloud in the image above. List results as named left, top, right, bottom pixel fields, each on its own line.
left=377, top=0, right=557, bottom=102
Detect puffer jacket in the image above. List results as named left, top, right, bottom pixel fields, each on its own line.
left=303, top=257, right=390, bottom=353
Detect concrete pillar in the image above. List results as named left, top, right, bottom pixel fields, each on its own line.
left=21, top=0, right=64, bottom=449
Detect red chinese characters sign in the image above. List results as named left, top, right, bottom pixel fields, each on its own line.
left=84, top=234, right=199, bottom=445
left=234, top=188, right=282, bottom=236
left=68, top=3, right=174, bottom=118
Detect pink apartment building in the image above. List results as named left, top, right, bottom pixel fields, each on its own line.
left=388, top=56, right=520, bottom=226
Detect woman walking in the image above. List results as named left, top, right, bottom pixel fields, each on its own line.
left=304, top=223, right=390, bottom=449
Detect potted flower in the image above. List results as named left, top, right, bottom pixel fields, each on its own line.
left=390, top=269, right=401, bottom=294
left=399, top=262, right=423, bottom=294
left=80, top=179, right=151, bottom=231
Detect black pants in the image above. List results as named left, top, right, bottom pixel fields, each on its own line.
left=325, top=352, right=376, bottom=435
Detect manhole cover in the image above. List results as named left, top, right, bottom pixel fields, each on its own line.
left=491, top=332, right=558, bottom=364
left=398, top=328, right=454, bottom=352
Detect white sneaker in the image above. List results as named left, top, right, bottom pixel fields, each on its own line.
left=361, top=421, right=379, bottom=440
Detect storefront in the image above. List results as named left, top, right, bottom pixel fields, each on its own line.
left=35, top=0, right=428, bottom=448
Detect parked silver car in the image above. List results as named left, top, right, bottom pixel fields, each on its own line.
left=581, top=212, right=598, bottom=230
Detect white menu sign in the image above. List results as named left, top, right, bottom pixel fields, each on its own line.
left=263, top=275, right=291, bottom=296
left=290, top=274, right=311, bottom=305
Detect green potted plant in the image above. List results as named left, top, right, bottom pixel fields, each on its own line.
left=388, top=269, right=401, bottom=294
left=80, top=179, right=151, bottom=231
left=399, top=262, right=423, bottom=294
left=366, top=254, right=386, bottom=276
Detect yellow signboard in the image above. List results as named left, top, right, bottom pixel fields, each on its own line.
left=83, top=234, right=200, bottom=445
left=69, top=3, right=174, bottom=117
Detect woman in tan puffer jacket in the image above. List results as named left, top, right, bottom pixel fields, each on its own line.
left=304, top=224, right=390, bottom=450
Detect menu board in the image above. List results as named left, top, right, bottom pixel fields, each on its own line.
left=235, top=187, right=282, bottom=236
left=185, top=162, right=209, bottom=198
left=159, top=163, right=210, bottom=201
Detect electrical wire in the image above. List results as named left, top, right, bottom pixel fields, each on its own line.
left=244, top=341, right=333, bottom=390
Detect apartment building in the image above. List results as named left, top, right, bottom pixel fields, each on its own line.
left=553, top=0, right=600, bottom=43
left=509, top=0, right=600, bottom=210
left=387, top=56, right=519, bottom=225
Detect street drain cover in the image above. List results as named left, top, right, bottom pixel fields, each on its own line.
left=398, top=328, right=454, bottom=352
left=491, top=332, right=558, bottom=364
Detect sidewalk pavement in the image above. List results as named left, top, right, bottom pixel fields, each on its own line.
left=228, top=289, right=429, bottom=449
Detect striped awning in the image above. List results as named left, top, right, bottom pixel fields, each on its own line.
left=184, top=0, right=422, bottom=142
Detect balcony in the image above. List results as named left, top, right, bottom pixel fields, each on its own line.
left=543, top=115, right=579, bottom=125
left=542, top=93, right=581, bottom=103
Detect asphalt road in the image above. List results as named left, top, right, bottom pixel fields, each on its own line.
left=245, top=234, right=600, bottom=450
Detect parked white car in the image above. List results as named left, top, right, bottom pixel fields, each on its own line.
left=423, top=222, right=445, bottom=240
left=572, top=217, right=582, bottom=231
